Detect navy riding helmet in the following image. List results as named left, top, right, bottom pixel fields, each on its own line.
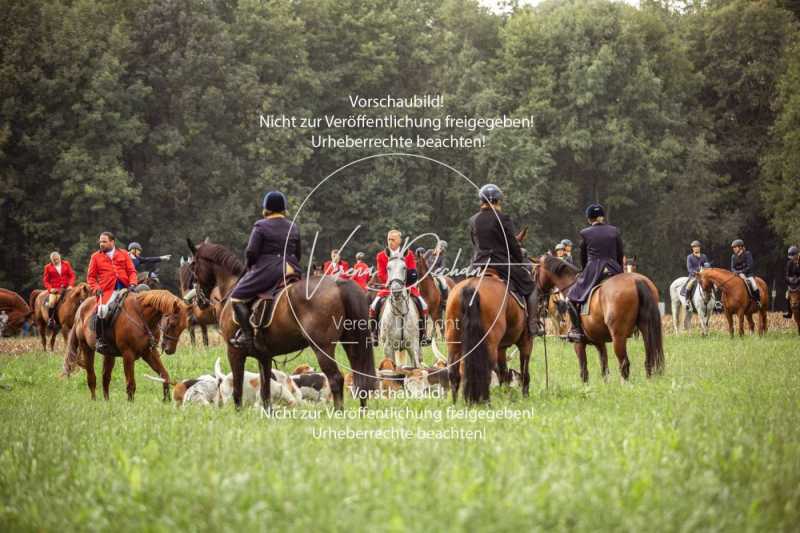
left=262, top=191, right=287, bottom=212
left=479, top=184, right=503, bottom=204
left=789, top=246, right=799, bottom=257
left=585, top=203, right=605, bottom=219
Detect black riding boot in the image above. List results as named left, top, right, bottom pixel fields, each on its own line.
left=526, top=292, right=544, bottom=337
left=565, top=301, right=586, bottom=343
left=231, top=301, right=254, bottom=351
left=419, top=314, right=432, bottom=346
left=93, top=314, right=110, bottom=355
left=752, top=289, right=761, bottom=309
left=784, top=307, right=793, bottom=319
left=47, top=307, right=56, bottom=330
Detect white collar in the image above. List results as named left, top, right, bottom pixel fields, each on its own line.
left=105, top=247, right=116, bottom=259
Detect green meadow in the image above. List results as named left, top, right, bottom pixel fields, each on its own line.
left=1, top=332, right=798, bottom=532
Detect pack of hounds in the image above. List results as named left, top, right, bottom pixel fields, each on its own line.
left=149, top=357, right=521, bottom=408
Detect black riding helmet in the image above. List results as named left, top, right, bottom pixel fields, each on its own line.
left=789, top=246, right=799, bottom=257
left=479, top=184, right=503, bottom=204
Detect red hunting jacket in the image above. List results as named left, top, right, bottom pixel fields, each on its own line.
left=376, top=249, right=420, bottom=298
left=323, top=260, right=351, bottom=280
left=87, top=249, right=138, bottom=304
left=43, top=260, right=76, bottom=291
left=352, top=260, right=371, bottom=289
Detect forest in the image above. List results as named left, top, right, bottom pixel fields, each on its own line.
left=1, top=0, right=798, bottom=306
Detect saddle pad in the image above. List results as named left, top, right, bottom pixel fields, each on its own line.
left=251, top=286, right=289, bottom=330
left=581, top=284, right=603, bottom=315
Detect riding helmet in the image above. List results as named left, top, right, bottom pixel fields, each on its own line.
left=731, top=239, right=744, bottom=248
left=415, top=247, right=426, bottom=255
left=128, top=242, right=142, bottom=252
left=561, top=239, right=573, bottom=247
left=356, top=252, right=365, bottom=260
left=262, top=191, right=287, bottom=212
left=585, top=203, right=605, bottom=219
left=789, top=246, right=799, bottom=257
left=555, top=243, right=565, bottom=251
left=438, top=240, right=448, bottom=249
left=478, top=184, right=503, bottom=204
left=690, top=240, right=702, bottom=248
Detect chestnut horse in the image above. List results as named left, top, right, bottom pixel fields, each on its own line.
left=0, top=288, right=32, bottom=337
left=415, top=250, right=456, bottom=361
left=534, top=256, right=664, bottom=383
left=788, top=288, right=800, bottom=335
left=66, top=290, right=190, bottom=401
left=696, top=268, right=768, bottom=337
left=444, top=271, right=532, bottom=404
left=187, top=239, right=376, bottom=411
left=33, top=283, right=92, bottom=351
left=178, top=258, right=218, bottom=347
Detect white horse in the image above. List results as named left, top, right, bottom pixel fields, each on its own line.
left=669, top=275, right=716, bottom=335
left=378, top=250, right=421, bottom=368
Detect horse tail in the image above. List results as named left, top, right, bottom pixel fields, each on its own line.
left=635, top=279, right=664, bottom=376
left=63, top=324, right=82, bottom=377
left=338, top=280, right=377, bottom=393
left=461, top=286, right=491, bottom=404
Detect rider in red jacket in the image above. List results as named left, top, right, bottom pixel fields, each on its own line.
left=352, top=252, right=371, bottom=290
left=369, top=229, right=430, bottom=346
left=323, top=249, right=351, bottom=280
left=86, top=232, right=138, bottom=305
left=42, top=251, right=76, bottom=327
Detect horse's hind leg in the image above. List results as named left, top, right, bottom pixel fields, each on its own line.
left=746, top=313, right=756, bottom=335
left=201, top=324, right=209, bottom=347
left=101, top=355, right=115, bottom=400
left=596, top=343, right=609, bottom=382
left=314, top=343, right=344, bottom=410
left=725, top=311, right=734, bottom=338
left=188, top=323, right=197, bottom=347
left=496, top=347, right=509, bottom=386
left=257, top=358, right=273, bottom=413
left=611, top=336, right=631, bottom=381
left=737, top=311, right=746, bottom=337
left=142, top=349, right=171, bottom=402
left=49, top=330, right=57, bottom=351
left=517, top=337, right=532, bottom=397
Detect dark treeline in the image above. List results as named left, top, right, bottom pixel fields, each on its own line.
left=1, top=0, right=799, bottom=306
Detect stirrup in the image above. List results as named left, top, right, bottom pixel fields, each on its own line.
left=564, top=329, right=586, bottom=343
left=230, top=329, right=254, bottom=350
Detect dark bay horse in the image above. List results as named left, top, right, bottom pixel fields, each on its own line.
left=444, top=272, right=532, bottom=404
left=534, top=256, right=664, bottom=383
left=66, top=290, right=190, bottom=401
left=696, top=268, right=768, bottom=337
left=187, top=240, right=376, bottom=410
left=178, top=258, right=218, bottom=347
left=788, top=288, right=800, bottom=335
left=0, top=288, right=32, bottom=337
left=33, top=283, right=92, bottom=351
left=415, top=250, right=455, bottom=361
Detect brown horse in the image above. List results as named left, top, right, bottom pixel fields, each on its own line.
left=0, top=288, right=32, bottom=337
left=788, top=288, right=800, bottom=335
left=444, top=271, right=532, bottom=404
left=696, top=268, right=768, bottom=337
left=178, top=259, right=218, bottom=347
left=415, top=251, right=456, bottom=360
left=187, top=240, right=376, bottom=411
left=66, top=290, right=190, bottom=401
left=534, top=256, right=664, bottom=383
left=546, top=290, right=569, bottom=336
left=33, top=283, right=92, bottom=351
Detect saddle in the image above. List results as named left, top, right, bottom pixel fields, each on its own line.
left=480, top=269, right=526, bottom=311
left=742, top=276, right=759, bottom=303
left=580, top=279, right=611, bottom=315
left=90, top=289, right=130, bottom=357
left=434, top=275, right=450, bottom=307
left=249, top=272, right=301, bottom=331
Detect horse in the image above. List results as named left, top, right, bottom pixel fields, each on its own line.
left=33, top=283, right=92, bottom=351
left=178, top=257, right=218, bottom=347
left=0, top=288, right=32, bottom=337
left=444, top=269, right=532, bottom=404
left=546, top=290, right=569, bottom=336
left=668, top=275, right=716, bottom=336
left=788, top=287, right=800, bottom=335
left=696, top=268, right=768, bottom=337
left=414, top=250, right=455, bottom=362
left=66, top=290, right=190, bottom=401
left=378, top=250, right=422, bottom=368
left=534, top=256, right=664, bottom=383
left=186, top=239, right=376, bottom=411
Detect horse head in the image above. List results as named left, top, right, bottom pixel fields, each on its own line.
left=159, top=299, right=190, bottom=354
left=386, top=250, right=407, bottom=298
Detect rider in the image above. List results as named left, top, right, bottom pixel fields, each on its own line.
left=86, top=231, right=139, bottom=355
left=468, top=184, right=541, bottom=337
left=730, top=239, right=760, bottom=307
left=229, top=191, right=302, bottom=351
left=554, top=243, right=566, bottom=259
left=682, top=240, right=709, bottom=310
left=352, top=252, right=371, bottom=290
left=784, top=246, right=800, bottom=319
left=423, top=240, right=448, bottom=274
left=42, top=251, right=76, bottom=329
left=565, top=204, right=624, bottom=343
left=369, top=229, right=431, bottom=346
left=561, top=239, right=575, bottom=265
left=127, top=242, right=171, bottom=277
left=323, top=249, right=350, bottom=280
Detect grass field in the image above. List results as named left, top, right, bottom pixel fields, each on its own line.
left=1, top=328, right=799, bottom=532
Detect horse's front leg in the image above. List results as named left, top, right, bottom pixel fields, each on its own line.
left=228, top=348, right=246, bottom=410
left=102, top=355, right=115, bottom=400
left=257, top=358, right=273, bottom=414
left=496, top=347, right=509, bottom=386
left=611, top=336, right=630, bottom=381
left=574, top=343, right=589, bottom=383
left=142, top=349, right=171, bottom=402
left=517, top=337, right=532, bottom=397
left=725, top=311, right=734, bottom=338
left=85, top=348, right=97, bottom=400
left=122, top=352, right=136, bottom=401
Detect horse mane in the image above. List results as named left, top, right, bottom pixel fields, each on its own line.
left=137, top=290, right=183, bottom=315
left=543, top=255, right=578, bottom=277
left=198, top=243, right=245, bottom=276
